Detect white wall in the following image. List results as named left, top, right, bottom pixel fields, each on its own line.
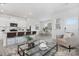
left=52, top=7, right=79, bottom=36
left=0, top=14, right=41, bottom=46
left=49, top=7, right=79, bottom=46
left=54, top=17, right=78, bottom=36
left=39, top=19, right=56, bottom=41
left=0, top=15, right=27, bottom=32
left=26, top=18, right=40, bottom=32
left=0, top=15, right=27, bottom=41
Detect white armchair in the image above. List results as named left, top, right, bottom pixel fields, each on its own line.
left=57, top=32, right=75, bottom=48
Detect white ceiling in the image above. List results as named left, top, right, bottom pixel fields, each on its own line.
left=0, top=3, right=79, bottom=20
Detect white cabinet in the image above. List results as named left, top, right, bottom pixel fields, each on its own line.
left=16, top=36, right=27, bottom=43
left=7, top=36, right=27, bottom=46
left=7, top=38, right=16, bottom=45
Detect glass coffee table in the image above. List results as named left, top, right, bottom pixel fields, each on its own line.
left=18, top=41, right=58, bottom=56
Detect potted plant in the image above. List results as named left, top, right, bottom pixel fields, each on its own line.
left=25, top=35, right=34, bottom=49
left=25, top=35, right=33, bottom=42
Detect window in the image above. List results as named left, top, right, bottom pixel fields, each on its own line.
left=65, top=17, right=78, bottom=25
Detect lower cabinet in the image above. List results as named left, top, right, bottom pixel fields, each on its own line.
left=7, top=36, right=27, bottom=46
left=16, top=36, right=26, bottom=43
left=7, top=38, right=16, bottom=45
